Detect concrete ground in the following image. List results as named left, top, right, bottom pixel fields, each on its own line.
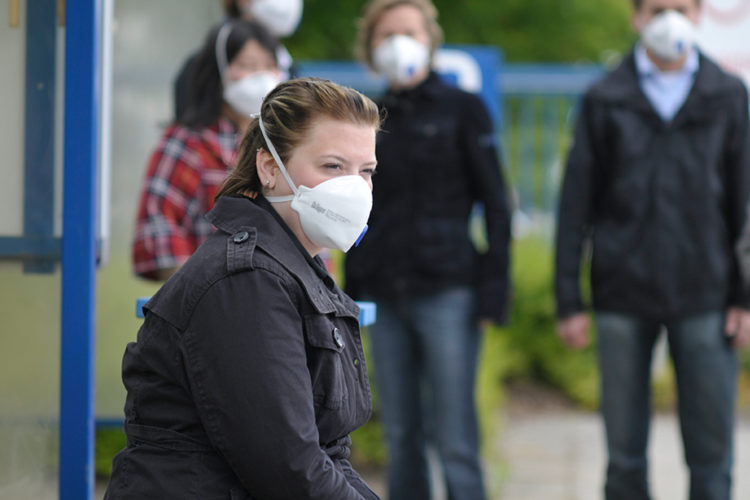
left=361, top=382, right=750, bottom=500
left=495, top=408, right=750, bottom=500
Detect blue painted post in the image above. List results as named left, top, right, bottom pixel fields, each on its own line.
left=59, top=0, right=101, bottom=498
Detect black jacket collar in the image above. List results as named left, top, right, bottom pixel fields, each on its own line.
left=383, top=71, right=444, bottom=108
left=590, top=49, right=738, bottom=125
left=207, top=196, right=353, bottom=317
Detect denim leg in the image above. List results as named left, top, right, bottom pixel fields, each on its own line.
left=413, top=287, right=486, bottom=500
left=666, top=311, right=737, bottom=500
left=596, top=312, right=661, bottom=500
left=368, top=298, right=431, bottom=500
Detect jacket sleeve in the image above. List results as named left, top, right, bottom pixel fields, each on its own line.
left=460, top=93, right=512, bottom=324
left=725, top=81, right=750, bottom=309
left=181, top=270, right=368, bottom=500
left=555, top=94, right=597, bottom=318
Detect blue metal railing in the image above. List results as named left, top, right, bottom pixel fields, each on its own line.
left=134, top=297, right=378, bottom=326
left=500, top=65, right=602, bottom=224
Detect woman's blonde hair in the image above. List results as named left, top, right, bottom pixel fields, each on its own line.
left=216, top=77, right=381, bottom=200
left=356, top=0, right=444, bottom=70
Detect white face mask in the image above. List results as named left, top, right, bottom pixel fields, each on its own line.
left=244, top=0, right=303, bottom=38
left=258, top=116, right=373, bottom=252
left=216, top=24, right=281, bottom=118
left=372, top=35, right=430, bottom=86
left=223, top=71, right=280, bottom=117
left=641, top=10, right=696, bottom=62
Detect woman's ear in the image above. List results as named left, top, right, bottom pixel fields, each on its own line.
left=256, top=148, right=277, bottom=189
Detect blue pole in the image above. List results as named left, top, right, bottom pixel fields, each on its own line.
left=59, top=0, right=101, bottom=498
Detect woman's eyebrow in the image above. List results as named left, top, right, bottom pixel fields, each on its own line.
left=318, top=154, right=348, bottom=163
left=318, top=154, right=377, bottom=167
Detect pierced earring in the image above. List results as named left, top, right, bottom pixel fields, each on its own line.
left=265, top=180, right=270, bottom=186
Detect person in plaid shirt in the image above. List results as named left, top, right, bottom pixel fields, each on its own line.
left=133, top=19, right=281, bottom=280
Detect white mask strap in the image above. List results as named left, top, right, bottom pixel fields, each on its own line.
left=215, top=23, right=232, bottom=86
left=258, top=114, right=298, bottom=201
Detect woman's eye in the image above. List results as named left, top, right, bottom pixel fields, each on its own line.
left=361, top=168, right=377, bottom=177
left=325, top=163, right=343, bottom=170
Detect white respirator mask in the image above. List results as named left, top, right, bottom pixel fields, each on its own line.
left=372, top=35, right=430, bottom=86
left=641, top=10, right=696, bottom=62
left=216, top=23, right=281, bottom=118
left=258, top=116, right=373, bottom=252
left=244, top=0, right=303, bottom=38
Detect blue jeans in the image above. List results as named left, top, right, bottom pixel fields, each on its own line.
left=367, top=287, right=485, bottom=500
left=596, top=311, right=738, bottom=500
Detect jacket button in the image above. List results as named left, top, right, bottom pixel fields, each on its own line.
left=332, top=328, right=344, bottom=348
left=233, top=231, right=249, bottom=243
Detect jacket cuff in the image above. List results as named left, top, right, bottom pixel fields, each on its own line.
left=476, top=279, right=510, bottom=325
left=556, top=298, right=585, bottom=319
left=729, top=285, right=750, bottom=310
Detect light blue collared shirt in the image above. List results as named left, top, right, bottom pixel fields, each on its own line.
left=634, top=44, right=699, bottom=122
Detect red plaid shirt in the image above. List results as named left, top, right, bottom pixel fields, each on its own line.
left=133, top=117, right=239, bottom=280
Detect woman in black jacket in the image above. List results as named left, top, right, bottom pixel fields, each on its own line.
left=105, top=78, right=381, bottom=499
left=344, top=1, right=511, bottom=499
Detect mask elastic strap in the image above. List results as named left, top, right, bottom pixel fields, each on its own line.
left=258, top=114, right=298, bottom=202
left=215, top=23, right=232, bottom=86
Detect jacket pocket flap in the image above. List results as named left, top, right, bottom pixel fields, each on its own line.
left=303, top=315, right=345, bottom=352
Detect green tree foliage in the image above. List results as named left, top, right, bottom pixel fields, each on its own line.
left=286, top=0, right=637, bottom=63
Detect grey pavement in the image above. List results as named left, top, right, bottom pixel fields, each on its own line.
left=361, top=406, right=750, bottom=500
left=496, top=408, right=750, bottom=500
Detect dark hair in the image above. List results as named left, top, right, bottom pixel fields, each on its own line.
left=223, top=0, right=242, bottom=19
left=216, top=78, right=382, bottom=200
left=179, top=19, right=279, bottom=129
left=631, top=0, right=701, bottom=8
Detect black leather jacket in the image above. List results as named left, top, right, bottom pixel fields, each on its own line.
left=555, top=50, right=750, bottom=320
left=345, top=73, right=511, bottom=323
left=105, top=196, right=379, bottom=500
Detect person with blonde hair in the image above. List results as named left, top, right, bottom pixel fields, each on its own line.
left=107, top=78, right=381, bottom=499
left=345, top=1, right=511, bottom=499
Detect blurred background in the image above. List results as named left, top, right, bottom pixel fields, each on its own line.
left=2, top=0, right=749, bottom=498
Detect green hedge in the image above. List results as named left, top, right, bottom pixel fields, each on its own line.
left=491, top=236, right=600, bottom=409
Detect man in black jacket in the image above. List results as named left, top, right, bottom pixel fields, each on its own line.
left=555, top=0, right=750, bottom=498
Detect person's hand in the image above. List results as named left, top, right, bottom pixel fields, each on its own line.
left=557, top=313, right=590, bottom=350
left=724, top=307, right=750, bottom=348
